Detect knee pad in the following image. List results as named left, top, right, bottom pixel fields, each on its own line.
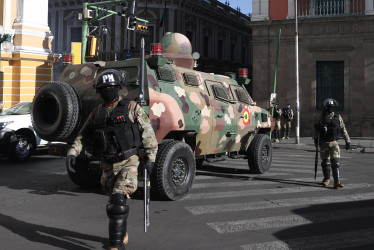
left=321, top=159, right=330, bottom=168
left=107, top=193, right=129, bottom=219
left=331, top=158, right=339, bottom=169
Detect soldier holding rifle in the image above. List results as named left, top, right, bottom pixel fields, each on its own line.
left=313, top=98, right=350, bottom=189
left=66, top=69, right=158, bottom=250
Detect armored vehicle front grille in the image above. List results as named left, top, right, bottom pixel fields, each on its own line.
left=236, top=89, right=250, bottom=104
left=212, top=84, right=230, bottom=101
left=157, top=67, right=176, bottom=82
left=183, top=72, right=200, bottom=86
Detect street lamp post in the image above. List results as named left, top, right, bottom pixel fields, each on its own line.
left=295, top=0, right=300, bottom=144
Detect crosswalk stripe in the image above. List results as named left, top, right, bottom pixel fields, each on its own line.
left=207, top=206, right=374, bottom=234
left=185, top=191, right=374, bottom=215
left=269, top=168, right=315, bottom=173
left=192, top=177, right=332, bottom=189
left=184, top=183, right=371, bottom=201
left=240, top=228, right=374, bottom=250
left=194, top=172, right=291, bottom=181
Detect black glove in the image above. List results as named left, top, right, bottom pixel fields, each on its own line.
left=66, top=155, right=76, bottom=173
left=144, top=161, right=154, bottom=175
left=345, top=142, right=350, bottom=151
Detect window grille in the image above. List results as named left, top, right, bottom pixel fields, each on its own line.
left=316, top=61, right=344, bottom=111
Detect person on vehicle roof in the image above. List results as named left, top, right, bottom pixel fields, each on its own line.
left=313, top=98, right=350, bottom=189
left=66, top=69, right=158, bottom=250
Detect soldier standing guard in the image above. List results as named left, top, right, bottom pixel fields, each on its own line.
left=313, top=98, right=350, bottom=189
left=281, top=104, right=294, bottom=139
left=273, top=104, right=282, bottom=142
left=66, top=69, right=158, bottom=250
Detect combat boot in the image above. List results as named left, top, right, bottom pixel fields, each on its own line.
left=334, top=182, right=344, bottom=189
left=331, top=159, right=343, bottom=189
left=107, top=194, right=129, bottom=250
left=321, top=159, right=331, bottom=187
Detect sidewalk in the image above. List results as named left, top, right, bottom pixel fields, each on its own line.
left=272, top=137, right=374, bottom=153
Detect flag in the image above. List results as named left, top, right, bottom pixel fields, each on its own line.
left=160, top=3, right=167, bottom=28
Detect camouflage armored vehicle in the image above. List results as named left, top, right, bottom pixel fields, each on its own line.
left=31, top=2, right=274, bottom=201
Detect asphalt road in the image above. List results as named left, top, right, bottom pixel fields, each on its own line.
left=1, top=147, right=374, bottom=250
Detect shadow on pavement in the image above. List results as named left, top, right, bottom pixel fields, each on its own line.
left=0, top=212, right=107, bottom=249
left=0, top=156, right=102, bottom=196
left=272, top=199, right=374, bottom=249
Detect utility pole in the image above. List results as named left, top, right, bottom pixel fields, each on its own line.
left=295, top=0, right=300, bottom=144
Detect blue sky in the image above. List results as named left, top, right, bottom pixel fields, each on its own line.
left=217, top=0, right=252, bottom=15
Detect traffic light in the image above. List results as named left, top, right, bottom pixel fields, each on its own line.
left=127, top=16, right=136, bottom=30
left=137, top=24, right=148, bottom=33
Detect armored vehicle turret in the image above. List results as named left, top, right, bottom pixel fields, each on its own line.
left=31, top=2, right=274, bottom=201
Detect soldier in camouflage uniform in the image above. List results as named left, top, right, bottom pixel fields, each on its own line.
left=66, top=69, right=158, bottom=250
left=281, top=104, right=294, bottom=139
left=273, top=104, right=282, bottom=142
left=313, top=98, right=350, bottom=189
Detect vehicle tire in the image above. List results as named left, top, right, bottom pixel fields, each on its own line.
left=7, top=133, right=35, bottom=162
left=151, top=140, right=196, bottom=201
left=32, top=81, right=80, bottom=141
left=247, top=134, right=272, bottom=174
left=67, top=157, right=101, bottom=188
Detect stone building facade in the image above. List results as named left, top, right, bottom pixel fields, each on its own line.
left=250, top=0, right=374, bottom=137
left=48, top=0, right=252, bottom=83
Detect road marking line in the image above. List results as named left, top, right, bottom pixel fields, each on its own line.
left=192, top=177, right=329, bottom=189
left=185, top=183, right=371, bottom=201
left=240, top=228, right=374, bottom=250
left=194, top=172, right=291, bottom=181
left=208, top=207, right=374, bottom=234
left=185, top=191, right=374, bottom=215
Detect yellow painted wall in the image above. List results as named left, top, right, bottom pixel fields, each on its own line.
left=0, top=0, right=56, bottom=110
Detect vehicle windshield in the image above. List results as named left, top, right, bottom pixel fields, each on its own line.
left=1, top=102, right=32, bottom=115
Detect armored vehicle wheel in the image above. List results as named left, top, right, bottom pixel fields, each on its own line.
left=67, top=157, right=101, bottom=188
left=247, top=134, right=272, bottom=174
left=32, top=81, right=80, bottom=141
left=151, top=140, right=196, bottom=201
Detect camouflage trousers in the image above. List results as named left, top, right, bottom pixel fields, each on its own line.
left=281, top=119, right=292, bottom=130
left=319, top=141, right=340, bottom=160
left=274, top=119, right=281, bottom=131
left=100, top=155, right=139, bottom=198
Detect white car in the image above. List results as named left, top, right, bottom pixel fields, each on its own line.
left=0, top=102, right=49, bottom=161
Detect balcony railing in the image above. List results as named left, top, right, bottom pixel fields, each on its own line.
left=298, top=0, right=365, bottom=18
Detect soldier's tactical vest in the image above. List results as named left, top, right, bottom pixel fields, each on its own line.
left=320, top=114, right=341, bottom=142
left=282, top=108, right=292, bottom=120
left=273, top=109, right=280, bottom=119
left=92, top=98, right=142, bottom=159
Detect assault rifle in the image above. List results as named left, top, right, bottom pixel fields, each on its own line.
left=314, top=133, right=319, bottom=179
left=144, top=166, right=150, bottom=232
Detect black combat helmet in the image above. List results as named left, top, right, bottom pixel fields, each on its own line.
left=286, top=104, right=291, bottom=109
left=94, top=69, right=124, bottom=91
left=323, top=98, right=338, bottom=114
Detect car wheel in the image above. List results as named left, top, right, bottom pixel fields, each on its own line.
left=8, top=133, right=35, bottom=162
left=247, top=134, right=272, bottom=174
left=151, top=140, right=196, bottom=201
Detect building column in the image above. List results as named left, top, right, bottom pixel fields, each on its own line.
left=0, top=0, right=58, bottom=109
left=251, top=0, right=269, bottom=21
left=365, top=0, right=374, bottom=15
